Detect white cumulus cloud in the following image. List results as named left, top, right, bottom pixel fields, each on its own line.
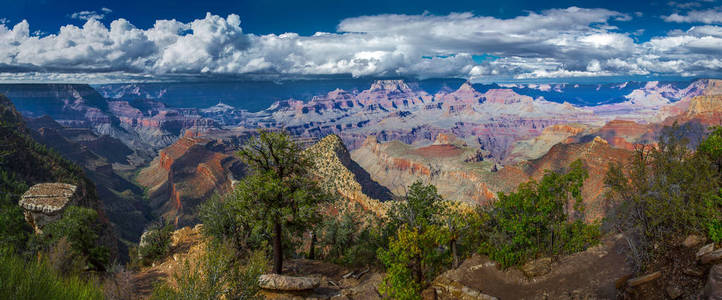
left=70, top=7, right=113, bottom=21
left=663, top=8, right=722, bottom=24
left=0, top=7, right=720, bottom=81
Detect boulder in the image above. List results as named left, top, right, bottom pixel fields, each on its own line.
left=521, top=257, right=552, bottom=277
left=704, top=264, right=722, bottom=299
left=258, top=274, right=320, bottom=291
left=702, top=249, right=722, bottom=265
left=626, top=271, right=661, bottom=287
left=19, top=183, right=79, bottom=233
left=682, top=235, right=705, bottom=248
left=697, top=243, right=716, bottom=260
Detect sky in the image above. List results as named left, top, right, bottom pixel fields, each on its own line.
left=1, top=0, right=722, bottom=83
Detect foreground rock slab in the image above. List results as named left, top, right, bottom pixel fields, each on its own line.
left=259, top=274, right=321, bottom=291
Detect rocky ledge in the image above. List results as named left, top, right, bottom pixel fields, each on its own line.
left=19, top=183, right=78, bottom=232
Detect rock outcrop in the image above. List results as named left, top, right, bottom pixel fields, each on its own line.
left=506, top=124, right=589, bottom=162
left=304, top=134, right=391, bottom=215
left=19, top=183, right=79, bottom=233
left=352, top=132, right=630, bottom=221
left=428, top=276, right=498, bottom=300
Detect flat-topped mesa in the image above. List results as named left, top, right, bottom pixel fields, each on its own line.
left=19, top=183, right=79, bottom=233
left=482, top=89, right=534, bottom=105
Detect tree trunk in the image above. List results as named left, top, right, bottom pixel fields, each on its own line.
left=273, top=220, right=283, bottom=274
left=450, top=239, right=459, bottom=268
left=308, top=231, right=316, bottom=260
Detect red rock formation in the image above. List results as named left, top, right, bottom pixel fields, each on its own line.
left=412, top=145, right=465, bottom=158
left=592, top=120, right=657, bottom=151
left=136, top=137, right=243, bottom=225
left=520, top=136, right=633, bottom=221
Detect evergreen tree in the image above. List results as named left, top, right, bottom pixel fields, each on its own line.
left=379, top=181, right=450, bottom=298
left=232, top=130, right=331, bottom=274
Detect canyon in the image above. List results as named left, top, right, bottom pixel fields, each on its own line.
left=2, top=78, right=722, bottom=227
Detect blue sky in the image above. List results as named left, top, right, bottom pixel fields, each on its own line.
left=1, top=0, right=722, bottom=82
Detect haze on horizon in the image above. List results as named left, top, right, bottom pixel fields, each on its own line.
left=1, top=0, right=722, bottom=83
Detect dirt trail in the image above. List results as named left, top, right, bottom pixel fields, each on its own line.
left=438, top=235, right=631, bottom=299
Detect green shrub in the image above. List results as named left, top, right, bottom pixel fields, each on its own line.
left=378, top=224, right=450, bottom=300
left=138, top=221, right=174, bottom=265
left=386, top=181, right=444, bottom=234
left=378, top=181, right=456, bottom=298
left=483, top=160, right=600, bottom=268
left=0, top=249, right=103, bottom=300
left=605, top=125, right=722, bottom=272
left=708, top=219, right=722, bottom=244
left=317, top=206, right=385, bottom=266
left=34, top=206, right=110, bottom=272
left=0, top=169, right=31, bottom=253
left=151, top=242, right=267, bottom=300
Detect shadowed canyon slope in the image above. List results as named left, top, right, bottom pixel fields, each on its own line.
left=0, top=94, right=119, bottom=258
